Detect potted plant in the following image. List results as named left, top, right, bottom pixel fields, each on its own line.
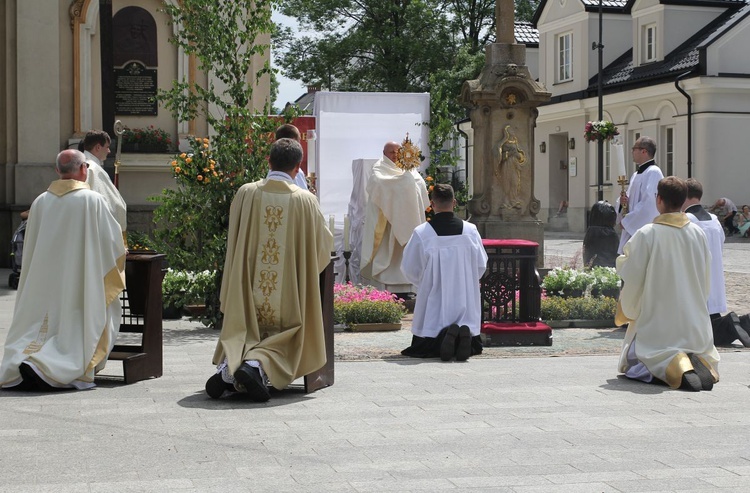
left=584, top=120, right=619, bottom=142
left=120, top=125, right=173, bottom=153
left=333, top=283, right=406, bottom=331
left=161, top=269, right=217, bottom=320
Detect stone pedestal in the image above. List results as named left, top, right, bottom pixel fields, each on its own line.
left=461, top=40, right=551, bottom=266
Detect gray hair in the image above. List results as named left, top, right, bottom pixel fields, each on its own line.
left=56, top=149, right=86, bottom=175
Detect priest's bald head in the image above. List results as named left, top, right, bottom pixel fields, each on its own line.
left=657, top=176, right=687, bottom=213
left=55, top=149, right=89, bottom=181
left=383, top=142, right=400, bottom=163
left=269, top=138, right=303, bottom=175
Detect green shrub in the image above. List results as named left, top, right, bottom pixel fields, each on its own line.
left=162, top=268, right=217, bottom=310
left=542, top=266, right=620, bottom=297
left=541, top=296, right=616, bottom=320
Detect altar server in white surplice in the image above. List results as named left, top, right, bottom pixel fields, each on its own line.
left=360, top=141, right=429, bottom=293
left=0, top=149, right=126, bottom=391
left=616, top=136, right=663, bottom=254
left=684, top=178, right=750, bottom=347
left=617, top=176, right=719, bottom=392
left=401, top=184, right=488, bottom=362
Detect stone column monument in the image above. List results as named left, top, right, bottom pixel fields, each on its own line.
left=461, top=0, right=551, bottom=265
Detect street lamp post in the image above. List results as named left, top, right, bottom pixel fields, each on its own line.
left=594, top=0, right=604, bottom=201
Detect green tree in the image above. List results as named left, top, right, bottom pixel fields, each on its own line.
left=277, top=0, right=455, bottom=92
left=154, top=0, right=292, bottom=327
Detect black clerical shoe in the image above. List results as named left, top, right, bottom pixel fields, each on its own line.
left=205, top=373, right=236, bottom=399
left=233, top=363, right=271, bottom=402
left=729, top=312, right=750, bottom=348
left=18, top=362, right=55, bottom=392
left=680, top=371, right=702, bottom=392
left=440, top=324, right=460, bottom=361
left=688, top=353, right=714, bottom=391
left=455, top=325, right=472, bottom=362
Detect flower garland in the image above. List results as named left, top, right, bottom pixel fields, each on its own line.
left=584, top=121, right=619, bottom=142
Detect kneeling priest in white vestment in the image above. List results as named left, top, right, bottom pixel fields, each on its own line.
left=616, top=176, right=719, bottom=391
left=401, top=184, right=488, bottom=361
left=0, top=149, right=126, bottom=391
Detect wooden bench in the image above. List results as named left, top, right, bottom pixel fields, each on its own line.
left=108, top=253, right=165, bottom=384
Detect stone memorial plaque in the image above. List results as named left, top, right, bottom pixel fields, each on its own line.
left=115, top=61, right=157, bottom=116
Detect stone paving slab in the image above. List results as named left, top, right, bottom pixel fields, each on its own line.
left=0, top=236, right=749, bottom=492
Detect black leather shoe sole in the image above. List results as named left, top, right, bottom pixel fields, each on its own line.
left=205, top=373, right=234, bottom=399
left=234, top=364, right=271, bottom=402
left=440, top=324, right=460, bottom=361
left=680, top=371, right=702, bottom=392
left=688, top=353, right=714, bottom=391
left=455, top=325, right=472, bottom=362
left=19, top=362, right=55, bottom=392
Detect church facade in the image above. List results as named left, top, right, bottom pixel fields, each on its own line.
left=0, top=0, right=270, bottom=264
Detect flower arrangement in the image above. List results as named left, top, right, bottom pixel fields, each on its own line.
left=169, top=136, right=225, bottom=187
left=542, top=266, right=621, bottom=297
left=584, top=121, right=619, bottom=142
left=333, top=283, right=406, bottom=326
left=121, top=125, right=173, bottom=153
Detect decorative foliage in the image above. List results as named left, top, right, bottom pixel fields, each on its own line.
left=541, top=296, right=617, bottom=320
left=162, top=268, right=217, bottom=311
left=333, top=283, right=406, bottom=326
left=127, top=230, right=155, bottom=252
left=584, top=121, right=619, bottom=142
left=542, top=267, right=621, bottom=297
left=121, top=125, right=173, bottom=153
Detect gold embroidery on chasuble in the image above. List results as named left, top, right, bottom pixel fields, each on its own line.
left=253, top=192, right=290, bottom=332
left=23, top=315, right=50, bottom=355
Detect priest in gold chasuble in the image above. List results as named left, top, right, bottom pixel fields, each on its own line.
left=208, top=138, right=332, bottom=401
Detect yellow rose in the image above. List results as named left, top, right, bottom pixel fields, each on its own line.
left=175, top=167, right=181, bottom=173
left=171, top=160, right=177, bottom=166
left=203, top=138, right=209, bottom=144
left=180, top=153, right=187, bottom=159
left=203, top=168, right=209, bottom=173
left=197, top=175, right=203, bottom=181
left=185, top=157, right=192, bottom=164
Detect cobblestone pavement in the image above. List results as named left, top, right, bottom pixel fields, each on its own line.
left=2, top=235, right=750, bottom=492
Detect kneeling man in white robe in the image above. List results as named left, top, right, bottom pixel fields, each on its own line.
left=0, top=149, right=126, bottom=391
left=401, top=184, right=488, bottom=361
left=617, top=176, right=719, bottom=391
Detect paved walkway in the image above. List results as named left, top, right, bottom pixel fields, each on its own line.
left=1, top=235, right=750, bottom=492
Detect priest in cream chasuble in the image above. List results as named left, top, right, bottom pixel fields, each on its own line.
left=360, top=141, right=429, bottom=292
left=617, top=177, right=719, bottom=391
left=0, top=150, right=126, bottom=390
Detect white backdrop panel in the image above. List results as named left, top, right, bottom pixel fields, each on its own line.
left=314, top=91, right=430, bottom=226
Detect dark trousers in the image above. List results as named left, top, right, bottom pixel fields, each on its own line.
left=724, top=211, right=739, bottom=234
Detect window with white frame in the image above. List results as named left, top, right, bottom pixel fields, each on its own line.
left=665, top=127, right=674, bottom=175
left=643, top=24, right=657, bottom=62
left=629, top=131, right=641, bottom=174
left=557, top=33, right=573, bottom=82
left=604, top=143, right=611, bottom=183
